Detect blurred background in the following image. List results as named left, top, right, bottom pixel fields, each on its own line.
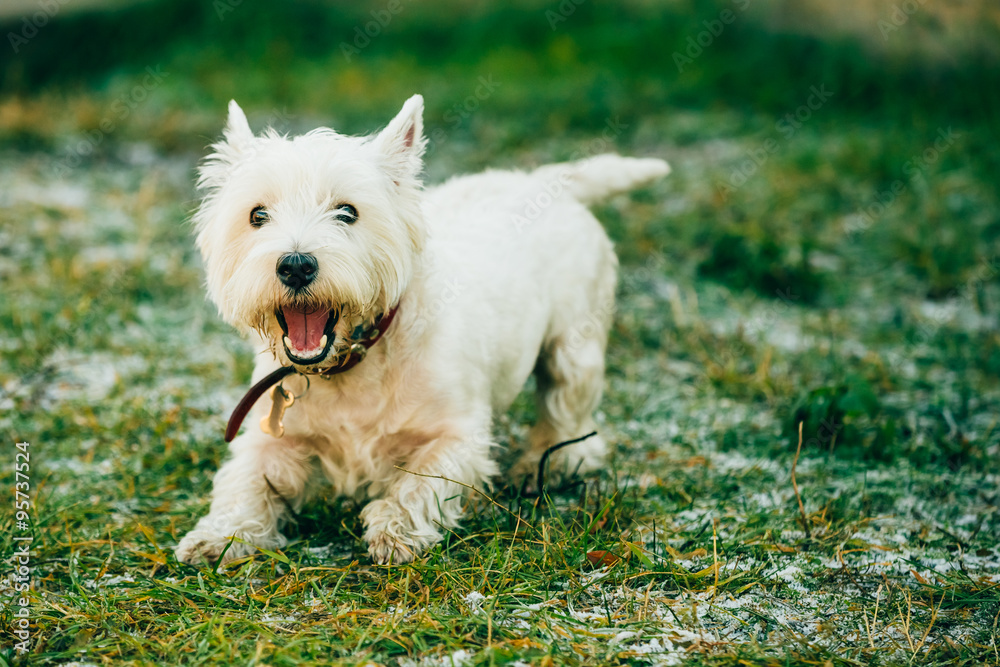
left=2, top=0, right=1000, bottom=484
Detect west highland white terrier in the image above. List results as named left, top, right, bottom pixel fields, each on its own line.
left=175, top=95, right=669, bottom=565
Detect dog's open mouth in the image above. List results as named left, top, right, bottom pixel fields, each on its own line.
left=275, top=305, right=339, bottom=365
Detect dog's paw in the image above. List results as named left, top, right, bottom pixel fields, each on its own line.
left=366, top=532, right=419, bottom=565
left=174, top=529, right=256, bottom=566
left=361, top=498, right=438, bottom=565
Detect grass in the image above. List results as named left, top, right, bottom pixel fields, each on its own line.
left=1, top=1, right=1000, bottom=665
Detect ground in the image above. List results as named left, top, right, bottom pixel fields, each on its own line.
left=1, top=1, right=999, bottom=665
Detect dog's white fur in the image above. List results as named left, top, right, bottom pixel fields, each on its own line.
left=175, top=95, right=669, bottom=565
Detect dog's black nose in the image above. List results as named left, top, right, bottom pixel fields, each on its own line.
left=276, top=253, right=319, bottom=290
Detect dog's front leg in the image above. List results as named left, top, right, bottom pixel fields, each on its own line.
left=175, top=431, right=315, bottom=566
left=361, top=435, right=496, bottom=564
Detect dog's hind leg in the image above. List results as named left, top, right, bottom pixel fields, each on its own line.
left=514, top=293, right=615, bottom=490
left=175, top=431, right=316, bottom=566
left=519, top=335, right=609, bottom=487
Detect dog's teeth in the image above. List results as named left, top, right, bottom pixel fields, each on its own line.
left=284, top=336, right=293, bottom=350
left=319, top=335, right=328, bottom=349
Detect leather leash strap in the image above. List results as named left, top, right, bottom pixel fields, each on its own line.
left=224, top=366, right=296, bottom=442
left=224, top=305, right=400, bottom=442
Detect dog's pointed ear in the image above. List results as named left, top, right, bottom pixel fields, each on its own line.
left=197, top=101, right=256, bottom=192
left=224, top=100, right=255, bottom=152
left=373, top=94, right=426, bottom=181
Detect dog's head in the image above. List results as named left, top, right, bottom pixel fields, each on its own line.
left=194, top=95, right=426, bottom=371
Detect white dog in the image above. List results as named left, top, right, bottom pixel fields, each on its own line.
left=174, top=95, right=669, bottom=565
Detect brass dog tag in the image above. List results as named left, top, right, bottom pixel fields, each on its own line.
left=261, top=384, right=295, bottom=438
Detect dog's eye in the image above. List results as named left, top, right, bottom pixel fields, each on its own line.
left=334, top=204, right=358, bottom=224
left=250, top=206, right=270, bottom=227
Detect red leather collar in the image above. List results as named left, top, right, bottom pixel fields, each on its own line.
left=224, top=305, right=400, bottom=442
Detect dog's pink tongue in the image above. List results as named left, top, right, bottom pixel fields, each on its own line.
left=283, top=306, right=330, bottom=352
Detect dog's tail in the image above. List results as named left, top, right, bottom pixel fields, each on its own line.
left=531, top=154, right=670, bottom=205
